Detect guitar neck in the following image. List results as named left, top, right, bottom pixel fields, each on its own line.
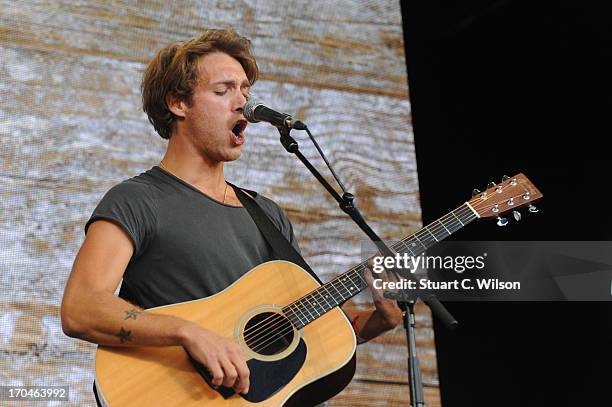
left=282, top=202, right=479, bottom=329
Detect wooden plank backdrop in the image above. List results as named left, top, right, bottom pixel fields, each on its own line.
left=0, top=1, right=440, bottom=405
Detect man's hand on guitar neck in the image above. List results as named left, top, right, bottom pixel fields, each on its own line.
left=341, top=259, right=403, bottom=344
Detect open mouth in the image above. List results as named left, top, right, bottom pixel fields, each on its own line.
left=232, top=119, right=248, bottom=136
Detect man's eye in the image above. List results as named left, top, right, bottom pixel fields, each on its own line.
left=214, top=90, right=227, bottom=96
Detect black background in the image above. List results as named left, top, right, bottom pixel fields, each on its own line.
left=401, top=1, right=611, bottom=405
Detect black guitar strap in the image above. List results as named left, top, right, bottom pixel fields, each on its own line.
left=229, top=183, right=322, bottom=285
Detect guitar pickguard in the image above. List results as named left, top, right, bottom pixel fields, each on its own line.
left=189, top=338, right=307, bottom=403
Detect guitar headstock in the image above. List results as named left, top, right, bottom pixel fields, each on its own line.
left=468, top=173, right=543, bottom=219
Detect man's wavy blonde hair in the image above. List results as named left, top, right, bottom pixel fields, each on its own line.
left=141, top=28, right=259, bottom=139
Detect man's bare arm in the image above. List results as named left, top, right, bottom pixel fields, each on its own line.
left=61, top=220, right=184, bottom=345
left=60, top=220, right=249, bottom=393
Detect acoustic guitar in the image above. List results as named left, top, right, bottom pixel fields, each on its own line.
left=94, top=173, right=542, bottom=406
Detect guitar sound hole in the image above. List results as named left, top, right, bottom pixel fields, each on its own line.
left=243, top=312, right=294, bottom=356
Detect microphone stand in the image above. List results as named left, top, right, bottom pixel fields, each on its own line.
left=276, top=124, right=458, bottom=407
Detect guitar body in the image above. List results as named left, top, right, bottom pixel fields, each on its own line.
left=94, top=260, right=357, bottom=406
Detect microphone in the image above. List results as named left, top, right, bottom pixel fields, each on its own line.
left=243, top=99, right=306, bottom=130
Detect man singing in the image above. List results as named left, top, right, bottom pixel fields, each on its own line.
left=60, top=28, right=402, bottom=405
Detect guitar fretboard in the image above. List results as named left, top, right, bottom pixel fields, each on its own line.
left=282, top=203, right=478, bottom=329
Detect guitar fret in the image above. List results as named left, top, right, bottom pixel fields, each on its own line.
left=330, top=279, right=348, bottom=302
left=396, top=240, right=412, bottom=256
left=425, top=226, right=440, bottom=242
left=319, top=285, right=337, bottom=308
left=417, top=230, right=437, bottom=247
left=433, top=219, right=449, bottom=237
left=448, top=215, right=463, bottom=231
left=438, top=219, right=451, bottom=235
left=438, top=217, right=453, bottom=236
left=440, top=215, right=461, bottom=234
left=320, top=291, right=334, bottom=311
left=328, top=279, right=346, bottom=304
left=305, top=297, right=320, bottom=319
left=344, top=275, right=359, bottom=294
left=317, top=294, right=333, bottom=314
left=308, top=292, right=325, bottom=315
left=451, top=211, right=465, bottom=226
left=458, top=204, right=476, bottom=223
left=399, top=238, right=419, bottom=256
left=300, top=297, right=317, bottom=322
left=336, top=276, right=352, bottom=299
left=411, top=234, right=428, bottom=252
left=297, top=298, right=316, bottom=322
left=323, top=287, right=337, bottom=307
left=285, top=303, right=306, bottom=328
left=349, top=270, right=367, bottom=291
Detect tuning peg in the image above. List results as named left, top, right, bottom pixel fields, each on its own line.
left=487, top=181, right=496, bottom=189
left=496, top=216, right=508, bottom=227
left=528, top=204, right=539, bottom=213
left=472, top=188, right=481, bottom=197
left=513, top=210, right=522, bottom=221
left=502, top=175, right=510, bottom=181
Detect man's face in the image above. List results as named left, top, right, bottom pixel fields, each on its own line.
left=178, top=52, right=250, bottom=164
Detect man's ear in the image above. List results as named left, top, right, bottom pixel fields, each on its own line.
left=166, top=94, right=188, bottom=119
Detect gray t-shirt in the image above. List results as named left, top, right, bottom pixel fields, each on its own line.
left=85, top=166, right=300, bottom=309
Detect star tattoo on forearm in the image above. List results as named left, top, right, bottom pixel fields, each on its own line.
left=124, top=308, right=142, bottom=320
left=117, top=327, right=133, bottom=344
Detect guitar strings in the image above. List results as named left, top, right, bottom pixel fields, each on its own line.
left=243, top=204, right=481, bottom=351
left=244, top=261, right=376, bottom=351
left=246, top=209, right=474, bottom=353
left=244, top=204, right=480, bottom=352
left=245, top=182, right=529, bottom=354
left=242, top=204, right=473, bottom=344
left=245, top=206, right=477, bottom=353
left=243, top=270, right=367, bottom=349
left=247, top=274, right=370, bottom=353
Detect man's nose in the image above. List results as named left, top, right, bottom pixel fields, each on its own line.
left=234, top=92, right=247, bottom=112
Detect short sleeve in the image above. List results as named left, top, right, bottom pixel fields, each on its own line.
left=85, top=180, right=157, bottom=259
